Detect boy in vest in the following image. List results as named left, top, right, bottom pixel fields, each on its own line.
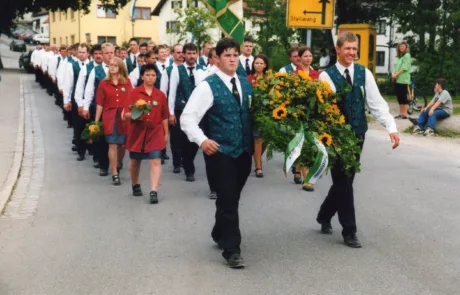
left=198, top=40, right=213, bottom=67
left=317, top=32, right=400, bottom=248
left=125, top=38, right=140, bottom=74
left=83, top=43, right=114, bottom=176
left=279, top=47, right=300, bottom=74
left=129, top=51, right=161, bottom=89
left=159, top=44, right=183, bottom=95
left=119, top=48, right=128, bottom=60
left=155, top=45, right=170, bottom=72
left=74, top=44, right=103, bottom=162
left=63, top=44, right=91, bottom=160
left=181, top=38, right=253, bottom=268
left=236, top=37, right=254, bottom=77
left=168, top=43, right=205, bottom=181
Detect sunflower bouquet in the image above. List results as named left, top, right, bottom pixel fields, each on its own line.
left=81, top=121, right=104, bottom=144
left=129, top=98, right=152, bottom=120
left=252, top=69, right=362, bottom=177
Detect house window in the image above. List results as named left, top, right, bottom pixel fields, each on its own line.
left=59, top=37, right=62, bottom=45
left=41, top=28, right=44, bottom=33
left=98, top=36, right=117, bottom=44
left=96, top=6, right=117, bottom=18
left=377, top=51, right=385, bottom=66
left=376, top=20, right=386, bottom=35
left=65, top=10, right=68, bottom=20
left=136, top=37, right=151, bottom=43
left=71, top=9, right=75, bottom=19
left=167, top=21, right=179, bottom=33
left=171, top=1, right=182, bottom=9
left=187, top=0, right=199, bottom=7
left=52, top=12, right=55, bottom=22
left=134, top=7, right=151, bottom=20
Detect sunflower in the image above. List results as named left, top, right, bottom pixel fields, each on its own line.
left=331, top=104, right=340, bottom=115
left=275, top=72, right=288, bottom=78
left=316, top=89, right=324, bottom=103
left=89, top=125, right=100, bottom=135
left=297, top=70, right=312, bottom=81
left=272, top=105, right=288, bottom=120
left=339, top=115, right=346, bottom=125
left=318, top=133, right=333, bottom=146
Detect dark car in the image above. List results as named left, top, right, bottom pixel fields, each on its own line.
left=24, top=33, right=37, bottom=44
left=19, top=51, right=34, bottom=73
left=10, top=40, right=27, bottom=52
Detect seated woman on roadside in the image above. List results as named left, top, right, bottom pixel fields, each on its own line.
left=411, top=78, right=452, bottom=137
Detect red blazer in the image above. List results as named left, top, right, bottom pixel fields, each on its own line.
left=96, top=79, right=133, bottom=135
left=293, top=68, right=320, bottom=80
left=247, top=74, right=258, bottom=86
left=124, top=85, right=168, bottom=153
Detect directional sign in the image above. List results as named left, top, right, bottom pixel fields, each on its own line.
left=287, top=0, right=335, bottom=29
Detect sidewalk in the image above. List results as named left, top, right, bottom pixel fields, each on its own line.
left=0, top=71, right=23, bottom=212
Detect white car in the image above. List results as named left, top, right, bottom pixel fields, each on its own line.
left=33, top=34, right=49, bottom=45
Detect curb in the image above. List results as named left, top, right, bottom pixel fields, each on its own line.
left=0, top=75, right=25, bottom=214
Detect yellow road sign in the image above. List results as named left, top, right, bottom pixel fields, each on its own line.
left=287, top=0, right=335, bottom=29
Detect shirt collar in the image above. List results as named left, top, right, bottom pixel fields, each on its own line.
left=335, top=62, right=354, bottom=75
left=216, top=70, right=238, bottom=84
left=185, top=63, right=197, bottom=69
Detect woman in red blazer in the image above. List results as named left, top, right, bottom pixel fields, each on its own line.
left=95, top=57, right=133, bottom=186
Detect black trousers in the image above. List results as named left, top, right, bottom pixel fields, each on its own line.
left=90, top=105, right=109, bottom=169
left=170, top=123, right=182, bottom=168
left=209, top=152, right=252, bottom=259
left=175, top=110, right=198, bottom=176
left=203, top=152, right=217, bottom=192
left=317, top=138, right=365, bottom=236
left=34, top=67, right=40, bottom=82
left=72, top=101, right=88, bottom=156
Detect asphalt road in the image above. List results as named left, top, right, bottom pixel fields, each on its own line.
left=0, top=75, right=459, bottom=295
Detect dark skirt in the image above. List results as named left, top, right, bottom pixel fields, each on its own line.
left=129, top=149, right=162, bottom=160
left=395, top=83, right=410, bottom=105
left=105, top=113, right=126, bottom=144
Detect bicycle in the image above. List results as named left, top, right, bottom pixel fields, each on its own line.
left=407, top=80, right=427, bottom=115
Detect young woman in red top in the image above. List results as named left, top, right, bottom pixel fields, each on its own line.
left=123, top=64, right=169, bottom=204
left=95, top=57, right=133, bottom=186
left=246, top=54, right=269, bottom=178
left=293, top=46, right=319, bottom=191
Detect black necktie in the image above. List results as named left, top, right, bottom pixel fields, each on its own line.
left=133, top=55, right=137, bottom=67
left=344, top=68, right=353, bottom=86
left=245, top=58, right=251, bottom=75
left=162, top=64, right=165, bottom=70
left=188, top=67, right=195, bottom=86
left=81, top=62, right=84, bottom=66
left=230, top=77, right=240, bottom=105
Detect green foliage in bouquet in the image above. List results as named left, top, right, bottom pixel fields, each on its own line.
left=81, top=121, right=104, bottom=144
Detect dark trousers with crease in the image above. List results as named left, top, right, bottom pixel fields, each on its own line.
left=90, top=104, right=109, bottom=169
left=209, top=151, right=252, bottom=259
left=317, top=137, right=365, bottom=237
left=203, top=153, right=217, bottom=192
left=72, top=100, right=88, bottom=156
left=169, top=122, right=182, bottom=168
left=175, top=110, right=198, bottom=176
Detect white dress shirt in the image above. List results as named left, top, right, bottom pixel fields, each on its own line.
left=129, top=66, right=145, bottom=88
left=239, top=54, right=254, bottom=72
left=168, top=64, right=205, bottom=115
left=56, top=57, right=69, bottom=91
left=83, top=63, right=109, bottom=111
left=203, top=65, right=219, bottom=78
left=181, top=71, right=242, bottom=147
left=319, top=62, right=398, bottom=134
left=200, top=55, right=209, bottom=66
left=40, top=51, right=53, bottom=72
left=48, top=54, right=61, bottom=81
left=279, top=63, right=297, bottom=73
left=31, top=49, right=43, bottom=67
left=63, top=59, right=90, bottom=105
left=74, top=64, right=92, bottom=107
left=159, top=63, right=180, bottom=96
left=156, top=60, right=169, bottom=73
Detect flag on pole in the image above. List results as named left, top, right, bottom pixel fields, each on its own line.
left=130, top=0, right=137, bottom=19
left=202, top=0, right=245, bottom=44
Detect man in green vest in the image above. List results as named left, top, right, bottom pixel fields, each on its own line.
left=236, top=36, right=254, bottom=77
left=125, top=38, right=140, bottom=74
left=168, top=43, right=205, bottom=181
left=317, top=32, right=400, bottom=248
left=83, top=43, right=114, bottom=176
left=181, top=38, right=254, bottom=269
left=279, top=47, right=300, bottom=74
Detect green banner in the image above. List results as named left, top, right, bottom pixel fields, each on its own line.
left=303, top=132, right=328, bottom=185
left=202, top=0, right=244, bottom=44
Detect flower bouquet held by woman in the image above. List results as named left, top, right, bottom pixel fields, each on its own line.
left=252, top=69, right=362, bottom=189
left=81, top=121, right=104, bottom=145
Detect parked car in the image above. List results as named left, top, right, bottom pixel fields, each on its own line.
left=10, top=40, right=27, bottom=52
left=13, top=29, right=27, bottom=38
left=24, top=33, right=38, bottom=44
left=19, top=31, right=36, bottom=40
left=19, top=51, right=34, bottom=73
left=32, top=34, right=49, bottom=45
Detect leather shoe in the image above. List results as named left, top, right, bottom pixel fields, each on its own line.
left=320, top=222, right=333, bottom=235
left=343, top=234, right=362, bottom=248
left=93, top=161, right=100, bottom=168
left=226, top=254, right=245, bottom=269
left=209, top=191, right=217, bottom=200
left=132, top=184, right=143, bottom=196
left=186, top=174, right=195, bottom=182
left=76, top=154, right=85, bottom=161
left=173, top=167, right=180, bottom=174
left=149, top=191, right=158, bottom=204
left=99, top=169, right=108, bottom=176
left=71, top=145, right=77, bottom=152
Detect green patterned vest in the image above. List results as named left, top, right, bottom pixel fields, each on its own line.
left=174, top=64, right=204, bottom=111
left=204, top=74, right=253, bottom=158
left=325, top=64, right=368, bottom=136
left=237, top=62, right=247, bottom=77
left=91, top=64, right=107, bottom=107
left=125, top=56, right=135, bottom=74
left=70, top=60, right=82, bottom=102
left=85, top=61, right=96, bottom=86
left=198, top=56, right=207, bottom=67
left=283, top=63, right=295, bottom=73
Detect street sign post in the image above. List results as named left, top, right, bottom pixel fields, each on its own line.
left=287, top=0, right=335, bottom=29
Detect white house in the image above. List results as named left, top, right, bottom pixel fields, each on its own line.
left=152, top=0, right=259, bottom=45
left=32, top=10, right=50, bottom=37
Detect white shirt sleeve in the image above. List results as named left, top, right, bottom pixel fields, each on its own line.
left=75, top=66, right=87, bottom=107
left=63, top=65, right=75, bottom=105
left=56, top=60, right=67, bottom=90
left=129, top=67, right=139, bottom=88
left=279, top=67, right=287, bottom=73
left=83, top=69, right=96, bottom=111
left=168, top=66, right=180, bottom=115
left=48, top=56, right=58, bottom=80
left=319, top=71, right=336, bottom=92
left=180, top=81, right=214, bottom=147
left=31, top=51, right=37, bottom=66
left=160, top=70, right=169, bottom=96
left=364, top=69, right=398, bottom=134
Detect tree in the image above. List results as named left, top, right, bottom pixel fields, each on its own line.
left=170, top=0, right=217, bottom=48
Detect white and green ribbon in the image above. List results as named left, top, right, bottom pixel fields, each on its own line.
left=202, top=0, right=244, bottom=43
left=284, top=125, right=305, bottom=175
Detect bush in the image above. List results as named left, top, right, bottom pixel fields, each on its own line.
left=376, top=74, right=394, bottom=96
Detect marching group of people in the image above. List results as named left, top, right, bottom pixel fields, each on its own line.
left=29, top=32, right=400, bottom=269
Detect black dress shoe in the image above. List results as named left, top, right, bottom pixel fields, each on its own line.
left=132, top=184, right=143, bottom=197
left=226, top=254, right=245, bottom=269
left=186, top=174, right=195, bottom=182
left=149, top=191, right=158, bottom=204
left=173, top=167, right=180, bottom=174
left=162, top=153, right=170, bottom=160
left=112, top=175, right=121, bottom=186
left=343, top=234, right=362, bottom=248
left=161, top=159, right=165, bottom=165
left=320, top=222, right=333, bottom=235
left=67, top=123, right=73, bottom=129
left=209, top=191, right=217, bottom=200
left=76, top=154, right=85, bottom=161
left=71, top=145, right=77, bottom=152
left=99, top=169, right=108, bottom=176
left=93, top=161, right=100, bottom=169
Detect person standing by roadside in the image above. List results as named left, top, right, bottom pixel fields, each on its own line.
left=393, top=41, right=412, bottom=119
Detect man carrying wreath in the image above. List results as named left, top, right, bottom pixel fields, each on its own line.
left=317, top=32, right=400, bottom=248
